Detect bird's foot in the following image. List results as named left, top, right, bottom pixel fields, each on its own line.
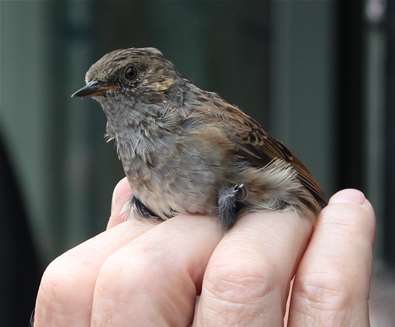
left=131, top=196, right=160, bottom=220
left=217, top=184, right=247, bottom=229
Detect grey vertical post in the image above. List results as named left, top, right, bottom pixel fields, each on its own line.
left=0, top=2, right=53, bottom=257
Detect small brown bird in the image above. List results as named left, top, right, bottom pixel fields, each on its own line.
left=72, top=47, right=326, bottom=228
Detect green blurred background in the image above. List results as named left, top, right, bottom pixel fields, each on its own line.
left=0, top=0, right=394, bottom=326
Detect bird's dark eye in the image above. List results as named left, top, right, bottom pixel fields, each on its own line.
left=124, top=65, right=138, bottom=81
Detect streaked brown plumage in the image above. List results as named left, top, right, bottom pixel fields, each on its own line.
left=72, top=47, right=326, bottom=228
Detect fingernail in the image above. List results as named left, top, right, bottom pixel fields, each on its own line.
left=329, top=189, right=366, bottom=205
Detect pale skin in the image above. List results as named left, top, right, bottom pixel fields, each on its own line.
left=34, top=179, right=375, bottom=326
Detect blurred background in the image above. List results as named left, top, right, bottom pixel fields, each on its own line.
left=0, top=0, right=394, bottom=326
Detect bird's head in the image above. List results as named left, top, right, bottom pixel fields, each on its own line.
left=71, top=47, right=181, bottom=105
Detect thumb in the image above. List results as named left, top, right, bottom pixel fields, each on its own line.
left=107, top=178, right=133, bottom=229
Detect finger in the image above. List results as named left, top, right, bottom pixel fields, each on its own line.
left=91, top=215, right=223, bottom=327
left=108, top=178, right=133, bottom=229
left=194, top=209, right=314, bottom=327
left=34, top=218, right=155, bottom=327
left=288, top=189, right=375, bottom=327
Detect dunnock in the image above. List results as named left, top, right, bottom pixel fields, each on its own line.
left=72, top=47, right=326, bottom=228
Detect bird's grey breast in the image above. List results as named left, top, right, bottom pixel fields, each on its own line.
left=100, top=93, right=227, bottom=218
left=116, top=124, right=224, bottom=218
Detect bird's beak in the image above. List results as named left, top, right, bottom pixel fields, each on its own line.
left=71, top=80, right=115, bottom=98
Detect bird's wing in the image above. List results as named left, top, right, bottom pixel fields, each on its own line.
left=189, top=99, right=327, bottom=207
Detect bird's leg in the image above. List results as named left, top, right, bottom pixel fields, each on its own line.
left=131, top=196, right=159, bottom=219
left=217, top=184, right=246, bottom=229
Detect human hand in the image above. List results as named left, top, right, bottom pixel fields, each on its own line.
left=34, top=179, right=375, bottom=326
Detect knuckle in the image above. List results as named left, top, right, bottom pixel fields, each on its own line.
left=39, top=254, right=93, bottom=306
left=320, top=202, right=376, bottom=247
left=93, top=247, right=195, bottom=327
left=321, top=204, right=373, bottom=229
left=320, top=204, right=376, bottom=243
left=95, top=249, right=157, bottom=297
left=294, top=271, right=355, bottom=311
left=204, top=260, right=277, bottom=305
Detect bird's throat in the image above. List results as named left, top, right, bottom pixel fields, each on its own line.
left=99, top=98, right=177, bottom=166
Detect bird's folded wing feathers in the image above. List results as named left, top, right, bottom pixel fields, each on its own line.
left=190, top=102, right=327, bottom=207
